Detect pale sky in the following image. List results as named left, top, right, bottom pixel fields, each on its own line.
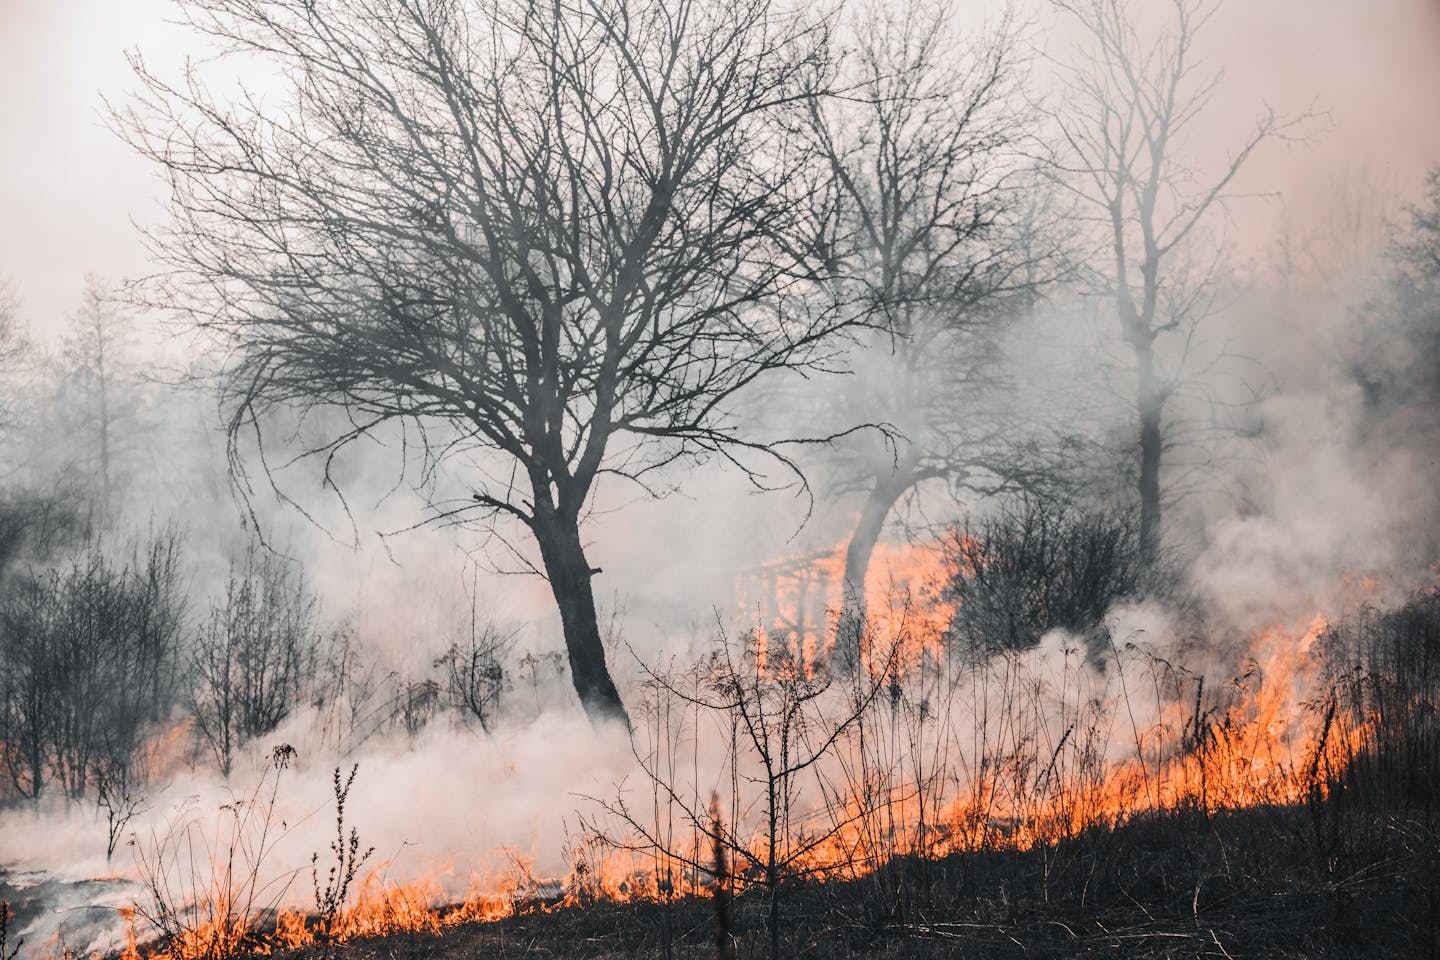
left=1, top=0, right=1438, bottom=341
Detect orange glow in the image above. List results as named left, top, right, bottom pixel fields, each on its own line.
left=734, top=537, right=955, bottom=676
left=126, top=547, right=1395, bottom=957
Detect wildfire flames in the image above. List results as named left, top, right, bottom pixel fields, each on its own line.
left=104, top=540, right=1399, bottom=960
left=734, top=539, right=955, bottom=676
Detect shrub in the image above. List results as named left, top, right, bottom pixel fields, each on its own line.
left=435, top=616, right=512, bottom=733
left=943, top=496, right=1149, bottom=657
left=0, top=531, right=184, bottom=803
left=188, top=537, right=328, bottom=776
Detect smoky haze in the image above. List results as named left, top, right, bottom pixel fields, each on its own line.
left=0, top=0, right=1437, bottom=954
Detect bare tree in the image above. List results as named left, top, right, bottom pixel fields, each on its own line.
left=0, top=276, right=32, bottom=440
left=805, top=3, right=1058, bottom=659
left=1044, top=0, right=1294, bottom=558
left=119, top=0, right=850, bottom=728
left=58, top=274, right=144, bottom=527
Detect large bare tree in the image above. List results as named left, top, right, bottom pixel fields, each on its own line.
left=1045, top=0, right=1291, bottom=559
left=119, top=0, right=846, bottom=727
left=805, top=3, right=1055, bottom=656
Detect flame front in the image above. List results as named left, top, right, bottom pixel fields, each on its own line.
left=122, top=542, right=1399, bottom=958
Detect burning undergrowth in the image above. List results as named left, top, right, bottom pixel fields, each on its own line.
left=43, top=558, right=1434, bottom=960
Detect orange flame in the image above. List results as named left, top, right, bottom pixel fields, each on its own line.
left=124, top=544, right=1398, bottom=957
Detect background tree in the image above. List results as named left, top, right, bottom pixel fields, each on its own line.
left=120, top=0, right=848, bottom=728
left=1352, top=168, right=1440, bottom=418
left=805, top=3, right=1057, bottom=658
left=0, top=533, right=184, bottom=803
left=1045, top=0, right=1291, bottom=559
left=56, top=274, right=146, bottom=527
left=0, top=276, right=31, bottom=444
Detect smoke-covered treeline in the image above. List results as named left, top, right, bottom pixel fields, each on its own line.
left=0, top=303, right=532, bottom=813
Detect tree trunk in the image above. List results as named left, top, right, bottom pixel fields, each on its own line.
left=766, top=776, right=780, bottom=960
left=533, top=511, right=631, bottom=729
left=1135, top=346, right=1163, bottom=561
left=835, top=473, right=912, bottom=672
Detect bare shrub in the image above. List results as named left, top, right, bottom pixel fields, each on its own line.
left=311, top=764, right=374, bottom=950
left=97, top=758, right=145, bottom=862
left=435, top=614, right=513, bottom=734
left=516, top=649, right=568, bottom=719
left=189, top=538, right=328, bottom=776
left=587, top=628, right=898, bottom=960
left=0, top=531, right=184, bottom=805
left=943, top=497, right=1149, bottom=657
left=133, top=744, right=300, bottom=960
left=309, top=629, right=387, bottom=753
left=396, top=677, right=441, bottom=739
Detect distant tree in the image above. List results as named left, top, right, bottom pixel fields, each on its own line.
left=1355, top=169, right=1440, bottom=414
left=805, top=2, right=1058, bottom=660
left=0, top=491, right=87, bottom=579
left=1394, top=170, right=1440, bottom=281
left=0, top=276, right=31, bottom=438
left=56, top=274, right=147, bottom=527
left=0, top=575, right=56, bottom=799
left=120, top=0, right=850, bottom=728
left=1269, top=166, right=1399, bottom=297
left=1045, top=0, right=1295, bottom=559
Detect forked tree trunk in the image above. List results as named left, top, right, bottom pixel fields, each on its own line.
left=835, top=472, right=912, bottom=671
left=533, top=510, right=631, bottom=729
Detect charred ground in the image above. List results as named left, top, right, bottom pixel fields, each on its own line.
left=272, top=804, right=1436, bottom=960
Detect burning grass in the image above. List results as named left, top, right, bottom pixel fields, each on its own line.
left=175, top=802, right=1436, bottom=959
left=104, top=582, right=1440, bottom=960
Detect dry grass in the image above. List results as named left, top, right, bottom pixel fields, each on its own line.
left=118, top=592, right=1440, bottom=960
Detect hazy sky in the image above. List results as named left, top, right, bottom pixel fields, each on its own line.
left=1, top=0, right=1438, bottom=340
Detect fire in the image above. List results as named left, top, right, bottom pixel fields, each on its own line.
left=734, top=537, right=955, bottom=676
left=126, top=866, right=555, bottom=959
left=120, top=555, right=1400, bottom=958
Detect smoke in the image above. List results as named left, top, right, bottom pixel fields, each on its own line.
left=0, top=707, right=636, bottom=952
